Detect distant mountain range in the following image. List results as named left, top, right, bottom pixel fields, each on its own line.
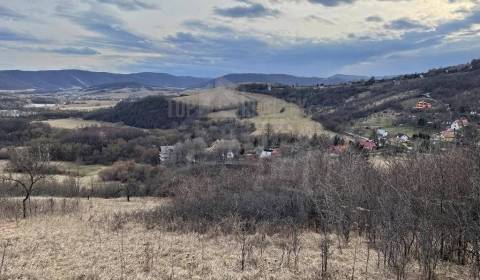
left=0, top=70, right=209, bottom=91
left=208, top=73, right=367, bottom=88
left=0, top=69, right=367, bottom=91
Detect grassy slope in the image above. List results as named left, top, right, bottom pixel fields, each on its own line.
left=175, top=88, right=251, bottom=110
left=239, top=67, right=480, bottom=137
left=0, top=197, right=470, bottom=279
left=245, top=92, right=329, bottom=137
left=0, top=160, right=109, bottom=187
left=37, top=118, right=115, bottom=129
left=58, top=100, right=118, bottom=112
left=178, top=88, right=329, bottom=137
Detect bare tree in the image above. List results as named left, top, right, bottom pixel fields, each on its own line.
left=0, top=145, right=51, bottom=218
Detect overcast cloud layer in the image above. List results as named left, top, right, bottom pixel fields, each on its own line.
left=0, top=0, right=479, bottom=77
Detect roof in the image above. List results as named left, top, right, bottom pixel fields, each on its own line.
left=376, top=129, right=388, bottom=136
left=359, top=139, right=377, bottom=150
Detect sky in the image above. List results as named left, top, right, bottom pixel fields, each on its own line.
left=0, top=0, right=479, bottom=77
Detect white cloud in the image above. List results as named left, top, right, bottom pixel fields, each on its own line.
left=0, top=0, right=479, bottom=76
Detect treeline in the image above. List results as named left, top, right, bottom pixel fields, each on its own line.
left=0, top=117, right=258, bottom=165
left=86, top=95, right=203, bottom=129
left=87, top=95, right=262, bottom=129
left=0, top=119, right=52, bottom=146
left=137, top=147, right=480, bottom=279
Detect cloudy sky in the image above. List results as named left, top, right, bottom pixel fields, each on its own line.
left=0, top=0, right=479, bottom=77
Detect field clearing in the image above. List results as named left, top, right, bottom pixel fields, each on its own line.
left=58, top=100, right=117, bottom=111
left=245, top=92, right=331, bottom=137
left=175, top=88, right=251, bottom=110
left=53, top=161, right=110, bottom=186
left=207, top=109, right=238, bottom=120
left=0, top=160, right=109, bottom=187
left=79, top=89, right=179, bottom=100
left=0, top=197, right=469, bottom=279
left=352, top=111, right=419, bottom=137
left=180, top=88, right=330, bottom=137
left=37, top=118, right=118, bottom=129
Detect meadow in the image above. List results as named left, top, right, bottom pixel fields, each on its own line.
left=37, top=118, right=115, bottom=130
left=177, top=88, right=329, bottom=137
left=0, top=197, right=470, bottom=280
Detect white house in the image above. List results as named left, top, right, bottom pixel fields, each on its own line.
left=451, top=121, right=462, bottom=131
left=396, top=134, right=409, bottom=143
left=226, top=151, right=235, bottom=160
left=260, top=150, right=272, bottom=159
left=399, top=135, right=409, bottom=142
left=376, top=128, right=388, bottom=138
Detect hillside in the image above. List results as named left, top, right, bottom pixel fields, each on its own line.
left=0, top=70, right=210, bottom=91
left=207, top=73, right=366, bottom=87
left=86, top=95, right=202, bottom=129
left=176, top=88, right=329, bottom=136
left=239, top=59, right=480, bottom=137
left=174, top=88, right=251, bottom=111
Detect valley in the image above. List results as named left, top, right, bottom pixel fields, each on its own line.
left=1, top=59, right=480, bottom=280
left=3, top=1, right=480, bottom=279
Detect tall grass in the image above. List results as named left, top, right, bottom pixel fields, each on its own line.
left=0, top=197, right=80, bottom=220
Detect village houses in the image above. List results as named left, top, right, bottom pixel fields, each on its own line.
left=415, top=101, right=432, bottom=110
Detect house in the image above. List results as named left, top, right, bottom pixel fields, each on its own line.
left=415, top=101, right=432, bottom=110
left=207, top=139, right=240, bottom=161
left=260, top=149, right=272, bottom=158
left=441, top=129, right=456, bottom=142
left=451, top=118, right=469, bottom=130
left=159, top=146, right=175, bottom=162
left=459, top=117, right=469, bottom=126
left=259, top=148, right=281, bottom=159
left=396, top=134, right=410, bottom=143
left=226, top=151, right=235, bottom=160
left=359, top=139, right=377, bottom=151
left=376, top=128, right=388, bottom=138
left=451, top=121, right=461, bottom=130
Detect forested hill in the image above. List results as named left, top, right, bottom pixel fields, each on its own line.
left=239, top=59, right=480, bottom=132
left=86, top=96, right=202, bottom=129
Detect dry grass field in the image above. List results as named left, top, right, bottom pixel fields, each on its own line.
left=37, top=118, right=117, bottom=130
left=179, top=88, right=330, bottom=137
left=53, top=161, right=110, bottom=186
left=175, top=88, right=251, bottom=110
left=0, top=198, right=470, bottom=280
left=351, top=111, right=418, bottom=138
left=58, top=100, right=118, bottom=112
left=245, top=93, right=330, bottom=137
left=0, top=160, right=108, bottom=188
left=207, top=109, right=238, bottom=120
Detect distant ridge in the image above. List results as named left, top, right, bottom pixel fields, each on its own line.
left=0, top=70, right=210, bottom=91
left=0, top=69, right=367, bottom=91
left=207, top=73, right=368, bottom=88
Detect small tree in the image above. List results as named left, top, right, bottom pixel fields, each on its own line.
left=0, top=145, right=51, bottom=218
left=264, top=123, right=274, bottom=148
left=125, top=179, right=139, bottom=202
